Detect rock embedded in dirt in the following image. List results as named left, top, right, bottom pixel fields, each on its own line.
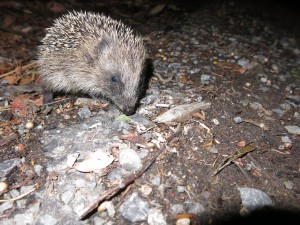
left=284, top=125, right=300, bottom=135
left=120, top=193, right=149, bottom=222
left=119, top=149, right=142, bottom=172
left=148, top=208, right=167, bottom=225
left=238, top=187, right=273, bottom=211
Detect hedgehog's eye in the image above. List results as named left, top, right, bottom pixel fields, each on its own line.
left=111, top=74, right=120, bottom=83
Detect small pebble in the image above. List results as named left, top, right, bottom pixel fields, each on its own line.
left=260, top=77, right=267, bottom=83
left=238, top=187, right=272, bottom=211
left=106, top=201, right=116, bottom=217
left=234, top=116, right=243, bottom=123
left=170, top=204, right=184, bottom=214
left=177, top=186, right=186, bottom=193
left=0, top=182, right=8, bottom=195
left=284, top=125, right=300, bottom=135
left=176, top=218, right=190, bottom=225
left=146, top=142, right=155, bottom=149
left=64, top=114, right=71, bottom=119
left=150, top=176, right=161, bottom=186
left=200, top=74, right=212, bottom=82
left=271, top=64, right=279, bottom=73
left=119, top=149, right=142, bottom=172
left=244, top=82, right=251, bottom=87
left=78, top=106, right=92, bottom=119
left=211, top=118, right=219, bottom=125
left=140, top=184, right=153, bottom=196
left=148, top=208, right=167, bottom=225
left=281, top=135, right=292, bottom=143
left=98, top=201, right=108, bottom=212
left=25, top=121, right=34, bottom=129
left=283, top=181, right=294, bottom=190
left=209, top=146, right=219, bottom=154
left=120, top=193, right=149, bottom=222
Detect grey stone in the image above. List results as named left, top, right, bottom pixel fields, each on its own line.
left=9, top=189, right=20, bottom=198
left=107, top=168, right=124, bottom=181
left=75, top=179, right=86, bottom=188
left=78, top=106, right=92, bottom=119
left=119, top=149, right=142, bottom=172
left=61, top=190, right=74, bottom=204
left=200, top=74, right=212, bottom=82
left=238, top=187, right=273, bottom=211
left=272, top=108, right=285, bottom=117
left=150, top=176, right=161, bottom=186
left=178, top=186, right=186, bottom=193
left=61, top=205, right=72, bottom=214
left=170, top=204, right=184, bottom=214
left=14, top=213, right=34, bottom=225
left=0, top=158, right=21, bottom=179
left=20, top=185, right=36, bottom=194
left=94, top=217, right=107, bottom=225
left=148, top=208, right=167, bottom=225
left=137, top=148, right=149, bottom=159
left=184, top=201, right=205, bottom=214
left=283, top=181, right=294, bottom=190
left=34, top=165, right=43, bottom=176
left=38, top=214, right=58, bottom=225
left=106, top=201, right=116, bottom=217
left=285, top=125, right=300, bottom=135
left=209, top=146, right=219, bottom=154
left=281, top=135, right=292, bottom=143
left=234, top=116, right=243, bottom=123
left=16, top=199, right=27, bottom=209
left=0, top=201, right=14, bottom=213
left=120, top=193, right=149, bottom=222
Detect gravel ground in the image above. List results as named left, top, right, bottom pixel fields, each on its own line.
left=0, top=0, right=299, bottom=225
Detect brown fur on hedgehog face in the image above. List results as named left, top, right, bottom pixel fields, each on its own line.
left=37, top=11, right=147, bottom=115
left=79, top=35, right=146, bottom=115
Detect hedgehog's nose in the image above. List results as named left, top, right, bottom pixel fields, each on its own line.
left=123, top=107, right=136, bottom=116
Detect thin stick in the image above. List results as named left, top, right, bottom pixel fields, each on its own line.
left=0, top=61, right=37, bottom=78
left=78, top=149, right=162, bottom=219
left=233, top=161, right=252, bottom=183
left=0, top=186, right=36, bottom=203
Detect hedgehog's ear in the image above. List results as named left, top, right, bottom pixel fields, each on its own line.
left=94, top=35, right=110, bottom=55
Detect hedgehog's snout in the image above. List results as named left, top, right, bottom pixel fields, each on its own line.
left=118, top=99, right=137, bottom=116
left=122, top=106, right=136, bottom=116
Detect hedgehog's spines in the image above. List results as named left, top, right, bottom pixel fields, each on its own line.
left=40, top=11, right=144, bottom=53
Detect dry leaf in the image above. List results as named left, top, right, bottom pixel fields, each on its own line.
left=3, top=75, right=19, bottom=85
left=154, top=101, right=211, bottom=123
left=74, top=150, right=114, bottom=173
left=19, top=76, right=34, bottom=85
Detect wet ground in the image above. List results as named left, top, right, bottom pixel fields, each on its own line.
left=0, top=0, right=299, bottom=224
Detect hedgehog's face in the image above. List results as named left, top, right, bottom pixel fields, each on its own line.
left=84, top=36, right=146, bottom=115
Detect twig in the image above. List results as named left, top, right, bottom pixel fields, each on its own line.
left=246, top=153, right=271, bottom=179
left=43, top=97, right=72, bottom=106
left=0, top=186, right=36, bottom=203
left=78, top=149, right=163, bottom=219
left=9, top=174, right=35, bottom=190
left=153, top=72, right=173, bottom=83
left=243, top=119, right=269, bottom=131
left=0, top=61, right=37, bottom=78
left=233, top=161, right=252, bottom=183
left=213, top=144, right=256, bottom=175
left=0, top=133, right=18, bottom=147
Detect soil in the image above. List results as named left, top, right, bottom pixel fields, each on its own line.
left=0, top=0, right=299, bottom=224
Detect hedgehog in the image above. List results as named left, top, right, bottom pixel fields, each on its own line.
left=37, top=11, right=147, bottom=115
